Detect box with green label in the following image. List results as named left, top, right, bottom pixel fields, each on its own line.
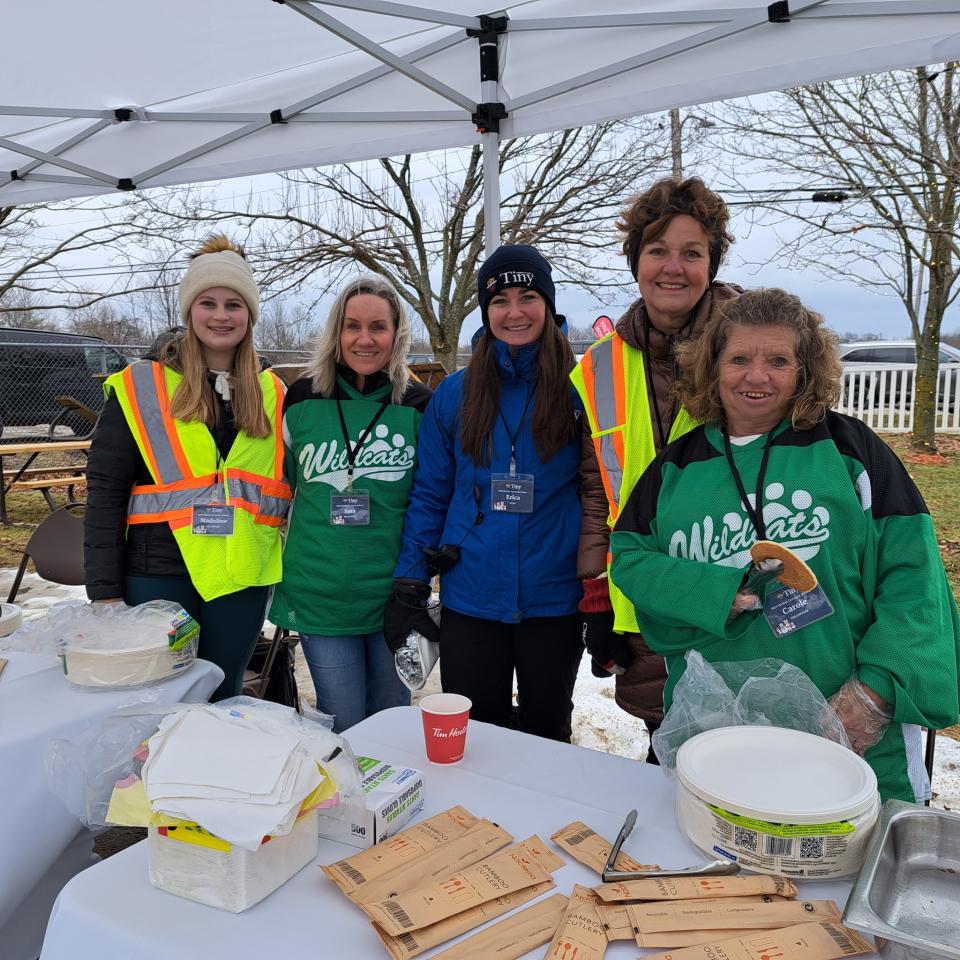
left=317, top=757, right=425, bottom=849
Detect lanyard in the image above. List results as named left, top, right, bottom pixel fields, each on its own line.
left=497, top=386, right=535, bottom=476
left=336, top=396, right=390, bottom=489
left=722, top=429, right=775, bottom=541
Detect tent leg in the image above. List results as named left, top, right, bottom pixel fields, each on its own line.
left=482, top=130, right=501, bottom=256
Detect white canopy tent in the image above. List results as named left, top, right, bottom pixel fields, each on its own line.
left=3, top=0, right=959, bottom=252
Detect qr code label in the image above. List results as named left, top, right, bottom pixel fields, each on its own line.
left=734, top=825, right=758, bottom=852
left=799, top=836, right=825, bottom=859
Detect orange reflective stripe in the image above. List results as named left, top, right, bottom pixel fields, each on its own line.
left=123, top=365, right=161, bottom=482
left=131, top=474, right=218, bottom=496
left=153, top=363, right=193, bottom=479
left=128, top=508, right=193, bottom=526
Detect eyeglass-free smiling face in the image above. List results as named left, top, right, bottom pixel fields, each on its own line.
left=339, top=293, right=396, bottom=384
left=636, top=214, right=711, bottom=333
left=486, top=287, right=547, bottom=347
left=190, top=286, right=250, bottom=367
left=718, top=324, right=800, bottom=436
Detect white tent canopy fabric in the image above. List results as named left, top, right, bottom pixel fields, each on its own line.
left=2, top=0, right=959, bottom=214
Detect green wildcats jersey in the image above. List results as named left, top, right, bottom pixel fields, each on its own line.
left=270, top=375, right=427, bottom=636
left=611, top=412, right=960, bottom=803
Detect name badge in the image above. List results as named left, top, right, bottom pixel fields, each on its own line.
left=763, top=584, right=834, bottom=637
left=191, top=504, right=235, bottom=536
left=330, top=490, right=370, bottom=526
left=490, top=473, right=534, bottom=513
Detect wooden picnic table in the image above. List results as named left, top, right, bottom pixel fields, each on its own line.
left=0, top=439, right=91, bottom=523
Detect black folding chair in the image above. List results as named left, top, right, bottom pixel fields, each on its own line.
left=7, top=502, right=85, bottom=603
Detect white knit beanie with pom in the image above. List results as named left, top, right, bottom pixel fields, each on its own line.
left=178, top=235, right=260, bottom=326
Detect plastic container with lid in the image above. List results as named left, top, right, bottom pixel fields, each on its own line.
left=675, top=725, right=880, bottom=879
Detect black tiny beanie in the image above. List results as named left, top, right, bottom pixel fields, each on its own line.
left=477, top=244, right=557, bottom=325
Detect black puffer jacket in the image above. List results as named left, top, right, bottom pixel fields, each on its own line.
left=83, top=371, right=238, bottom=601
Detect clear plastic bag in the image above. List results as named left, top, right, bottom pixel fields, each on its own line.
left=0, top=598, right=88, bottom=654
left=57, top=600, right=199, bottom=689
left=651, top=650, right=850, bottom=774
left=46, top=696, right=362, bottom=830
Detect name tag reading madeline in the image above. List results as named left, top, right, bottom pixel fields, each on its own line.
left=490, top=473, right=534, bottom=513
left=330, top=490, right=371, bottom=526
left=191, top=504, right=235, bottom=536
left=763, top=583, right=834, bottom=637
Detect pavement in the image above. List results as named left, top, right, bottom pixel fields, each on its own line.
left=5, top=570, right=958, bottom=812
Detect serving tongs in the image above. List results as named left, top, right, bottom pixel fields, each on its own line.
left=601, top=809, right=741, bottom=882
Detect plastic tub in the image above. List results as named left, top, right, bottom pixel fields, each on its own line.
left=675, top=726, right=880, bottom=878
left=0, top=602, right=22, bottom=637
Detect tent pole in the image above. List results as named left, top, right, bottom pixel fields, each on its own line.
left=482, top=128, right=500, bottom=256
left=471, top=14, right=508, bottom=257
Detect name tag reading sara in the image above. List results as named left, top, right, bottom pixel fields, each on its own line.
left=763, top=583, right=834, bottom=637
left=490, top=473, right=534, bottom=513
left=191, top=504, right=235, bottom=536
left=330, top=490, right=370, bottom=526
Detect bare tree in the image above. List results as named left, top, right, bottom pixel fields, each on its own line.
left=0, top=201, right=159, bottom=316
left=134, top=122, right=669, bottom=371
left=713, top=64, right=959, bottom=451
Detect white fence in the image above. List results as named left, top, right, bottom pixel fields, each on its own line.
left=836, top=364, right=960, bottom=433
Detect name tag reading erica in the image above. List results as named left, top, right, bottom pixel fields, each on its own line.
left=490, top=473, right=534, bottom=513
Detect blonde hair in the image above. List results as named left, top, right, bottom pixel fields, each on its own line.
left=307, top=276, right=411, bottom=403
left=161, top=326, right=271, bottom=438
left=676, top=288, right=842, bottom=431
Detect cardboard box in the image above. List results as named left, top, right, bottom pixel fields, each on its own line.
left=318, top=756, right=425, bottom=848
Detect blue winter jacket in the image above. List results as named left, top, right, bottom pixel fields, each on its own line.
left=394, top=336, right=583, bottom=622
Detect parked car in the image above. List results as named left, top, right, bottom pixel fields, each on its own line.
left=838, top=339, right=960, bottom=411
left=0, top=328, right=129, bottom=438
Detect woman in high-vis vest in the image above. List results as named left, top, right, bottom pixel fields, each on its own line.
left=570, top=178, right=740, bottom=758
left=84, top=235, right=290, bottom=700
left=269, top=276, right=432, bottom=733
left=387, top=245, right=585, bottom=743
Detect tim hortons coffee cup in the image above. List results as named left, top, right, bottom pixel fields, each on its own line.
left=419, top=693, right=471, bottom=763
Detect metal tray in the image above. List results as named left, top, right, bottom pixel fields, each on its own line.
left=843, top=799, right=960, bottom=960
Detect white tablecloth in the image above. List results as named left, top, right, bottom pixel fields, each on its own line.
left=40, top=706, right=878, bottom=960
left=0, top=651, right=223, bottom=958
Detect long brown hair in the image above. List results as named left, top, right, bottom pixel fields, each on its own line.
left=460, top=316, right=577, bottom=465
left=161, top=325, right=271, bottom=438
left=676, top=288, right=842, bottom=431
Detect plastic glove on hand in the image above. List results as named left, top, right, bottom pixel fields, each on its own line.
left=383, top=579, right=439, bottom=655
left=727, top=590, right=760, bottom=622
left=828, top=679, right=892, bottom=756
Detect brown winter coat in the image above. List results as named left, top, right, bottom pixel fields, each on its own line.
left=577, top=282, right=741, bottom=723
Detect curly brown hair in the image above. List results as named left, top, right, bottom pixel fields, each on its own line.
left=618, top=177, right=734, bottom=281
left=675, top=288, right=842, bottom=431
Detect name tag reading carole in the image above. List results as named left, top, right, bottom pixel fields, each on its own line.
left=763, top=583, right=834, bottom=637
left=490, top=473, right=534, bottom=513
left=191, top=504, right=235, bottom=536
left=330, top=491, right=370, bottom=526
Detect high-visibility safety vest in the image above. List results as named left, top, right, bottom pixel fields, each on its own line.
left=106, top=361, right=292, bottom=601
left=570, top=331, right=698, bottom=632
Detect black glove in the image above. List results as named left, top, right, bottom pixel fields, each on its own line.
left=581, top=610, right=634, bottom=678
left=383, top=579, right=440, bottom=655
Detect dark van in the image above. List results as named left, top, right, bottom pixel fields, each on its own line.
left=0, top=328, right=129, bottom=438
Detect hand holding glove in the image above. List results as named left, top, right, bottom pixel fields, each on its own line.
left=828, top=678, right=893, bottom=756
left=383, top=579, right=440, bottom=655
left=579, top=576, right=634, bottom=678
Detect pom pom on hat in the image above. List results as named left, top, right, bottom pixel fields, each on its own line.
left=178, top=234, right=260, bottom=326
